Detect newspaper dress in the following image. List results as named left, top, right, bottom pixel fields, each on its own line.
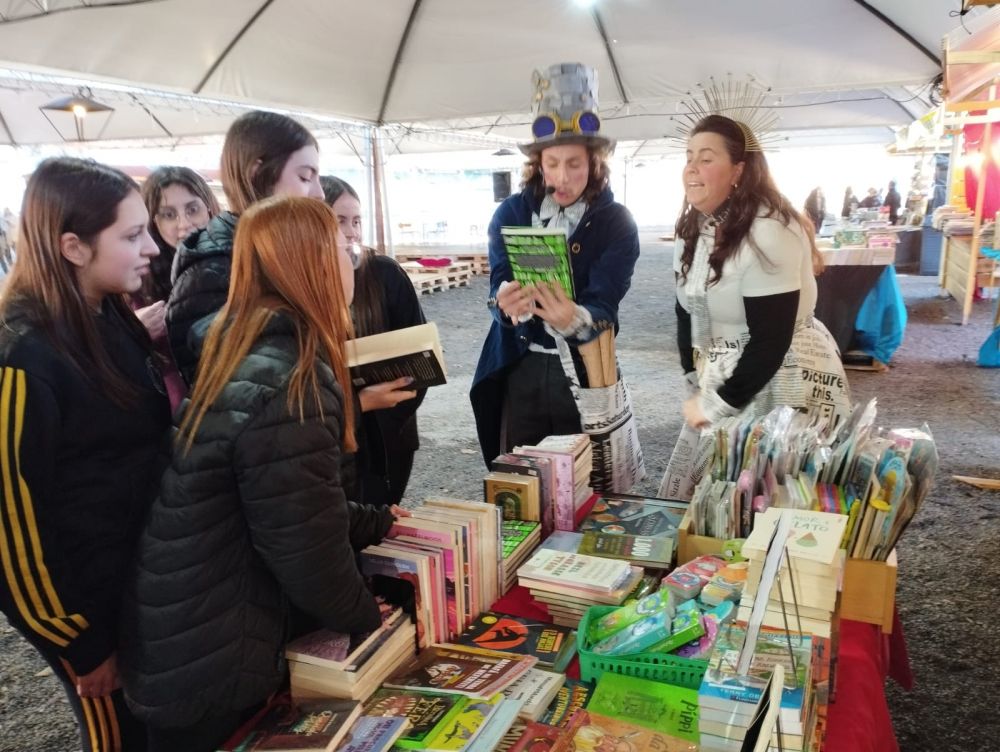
left=659, top=214, right=852, bottom=500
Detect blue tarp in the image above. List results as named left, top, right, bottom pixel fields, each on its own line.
left=854, top=265, right=907, bottom=364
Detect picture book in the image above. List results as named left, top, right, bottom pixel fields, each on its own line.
left=424, top=692, right=504, bottom=751
left=743, top=509, right=848, bottom=568
left=577, top=495, right=686, bottom=538
left=555, top=710, right=697, bottom=752
left=363, top=688, right=467, bottom=751
left=485, top=472, right=541, bottom=522
left=539, top=680, right=593, bottom=728
left=334, top=716, right=410, bottom=752
left=587, top=672, right=699, bottom=743
left=464, top=698, right=526, bottom=752
left=455, top=612, right=572, bottom=667
left=507, top=721, right=566, bottom=752
left=384, top=645, right=536, bottom=698
left=346, top=322, right=446, bottom=391
left=220, top=695, right=361, bottom=752
left=699, top=624, right=812, bottom=734
left=500, top=226, right=574, bottom=298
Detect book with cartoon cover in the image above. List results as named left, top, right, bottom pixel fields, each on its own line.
left=363, top=688, right=466, bottom=750
left=577, top=495, right=686, bottom=538
left=455, top=612, right=572, bottom=667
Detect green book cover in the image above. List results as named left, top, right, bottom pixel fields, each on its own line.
left=502, top=521, right=540, bottom=559
left=500, top=227, right=574, bottom=299
left=363, top=688, right=467, bottom=750
left=587, top=672, right=699, bottom=743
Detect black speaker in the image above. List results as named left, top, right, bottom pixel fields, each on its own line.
left=492, top=171, right=512, bottom=202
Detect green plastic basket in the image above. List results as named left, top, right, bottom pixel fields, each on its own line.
left=576, top=605, right=708, bottom=688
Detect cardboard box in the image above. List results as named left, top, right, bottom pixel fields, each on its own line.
left=676, top=511, right=897, bottom=633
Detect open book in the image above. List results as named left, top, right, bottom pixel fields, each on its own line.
left=500, top=226, right=575, bottom=298
left=346, top=322, right=446, bottom=391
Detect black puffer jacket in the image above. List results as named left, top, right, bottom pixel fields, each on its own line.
left=120, top=313, right=393, bottom=728
left=166, top=211, right=237, bottom=385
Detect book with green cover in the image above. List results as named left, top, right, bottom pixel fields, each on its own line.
left=500, top=227, right=574, bottom=298
left=588, top=672, right=700, bottom=743
left=423, top=693, right=503, bottom=751
left=502, top=521, right=541, bottom=559
left=363, top=688, right=467, bottom=750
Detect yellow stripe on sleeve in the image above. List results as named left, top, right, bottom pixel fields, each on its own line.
left=0, top=367, right=87, bottom=646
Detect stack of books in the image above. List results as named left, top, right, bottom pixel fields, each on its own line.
left=498, top=668, right=565, bottom=722
left=698, top=623, right=815, bottom=752
left=737, top=508, right=848, bottom=639
left=515, top=433, right=593, bottom=532
left=500, top=520, right=541, bottom=594
left=363, top=498, right=501, bottom=644
left=219, top=694, right=367, bottom=752
left=492, top=453, right=557, bottom=537
left=286, top=609, right=417, bottom=703
left=455, top=612, right=576, bottom=674
left=516, top=548, right=643, bottom=628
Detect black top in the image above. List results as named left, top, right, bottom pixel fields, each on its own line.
left=356, top=255, right=427, bottom=505
left=120, top=313, right=394, bottom=728
left=0, top=301, right=170, bottom=675
left=165, top=211, right=238, bottom=385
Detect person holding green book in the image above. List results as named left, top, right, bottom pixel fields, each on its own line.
left=471, top=63, right=640, bottom=465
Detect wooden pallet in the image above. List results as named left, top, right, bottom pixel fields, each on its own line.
left=396, top=252, right=490, bottom=276
left=403, top=261, right=473, bottom=295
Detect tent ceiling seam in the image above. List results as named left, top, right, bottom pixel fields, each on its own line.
left=591, top=7, right=628, bottom=104
left=850, top=0, right=940, bottom=66
left=194, top=0, right=276, bottom=94
left=0, top=106, right=17, bottom=145
left=377, top=0, right=423, bottom=126
left=0, top=0, right=165, bottom=26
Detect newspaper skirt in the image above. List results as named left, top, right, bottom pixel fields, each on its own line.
left=658, top=317, right=852, bottom=500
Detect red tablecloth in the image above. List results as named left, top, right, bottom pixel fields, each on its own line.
left=492, top=586, right=912, bottom=752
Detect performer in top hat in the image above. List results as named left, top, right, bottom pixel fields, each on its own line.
left=471, top=63, right=640, bottom=465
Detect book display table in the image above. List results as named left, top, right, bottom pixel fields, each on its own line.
left=492, top=585, right=912, bottom=751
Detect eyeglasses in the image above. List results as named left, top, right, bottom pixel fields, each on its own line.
left=531, top=110, right=601, bottom=140
left=156, top=201, right=208, bottom=224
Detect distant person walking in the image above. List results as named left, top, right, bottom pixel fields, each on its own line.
left=883, top=180, right=901, bottom=224
left=841, top=187, right=857, bottom=218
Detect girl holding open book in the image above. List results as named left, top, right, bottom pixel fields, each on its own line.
left=120, top=197, right=406, bottom=751
left=321, top=176, right=423, bottom=506
left=471, top=63, right=640, bottom=465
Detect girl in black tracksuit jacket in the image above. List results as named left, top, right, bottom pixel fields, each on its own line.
left=0, top=158, right=170, bottom=752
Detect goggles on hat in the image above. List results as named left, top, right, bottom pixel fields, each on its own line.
left=531, top=110, right=602, bottom=140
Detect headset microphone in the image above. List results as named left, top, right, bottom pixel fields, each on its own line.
left=545, top=186, right=556, bottom=195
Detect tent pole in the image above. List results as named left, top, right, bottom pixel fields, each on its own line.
left=370, top=127, right=390, bottom=256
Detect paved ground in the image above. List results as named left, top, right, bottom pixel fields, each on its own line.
left=2, top=235, right=998, bottom=751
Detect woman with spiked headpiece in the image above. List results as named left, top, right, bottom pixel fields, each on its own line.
left=668, top=109, right=851, bottom=448
left=470, top=63, right=640, bottom=465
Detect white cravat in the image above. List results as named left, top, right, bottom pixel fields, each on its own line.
left=535, top=194, right=587, bottom=238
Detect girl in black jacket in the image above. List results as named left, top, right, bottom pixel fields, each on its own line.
left=0, top=158, right=171, bottom=751
left=120, top=197, right=404, bottom=752
left=321, top=176, right=423, bottom=506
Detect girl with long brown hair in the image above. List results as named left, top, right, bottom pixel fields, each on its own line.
left=166, top=110, right=324, bottom=385
left=321, top=175, right=423, bottom=505
left=120, top=197, right=403, bottom=752
left=0, top=157, right=171, bottom=752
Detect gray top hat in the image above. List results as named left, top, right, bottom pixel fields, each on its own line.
left=519, top=62, right=614, bottom=155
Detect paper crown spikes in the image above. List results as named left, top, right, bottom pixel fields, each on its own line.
left=519, top=62, right=614, bottom=156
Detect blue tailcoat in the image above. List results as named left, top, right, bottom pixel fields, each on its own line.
left=470, top=186, right=640, bottom=464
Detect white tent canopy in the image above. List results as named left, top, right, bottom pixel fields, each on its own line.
left=0, top=0, right=993, bottom=151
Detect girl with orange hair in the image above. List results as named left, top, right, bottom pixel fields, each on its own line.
left=119, top=197, right=404, bottom=751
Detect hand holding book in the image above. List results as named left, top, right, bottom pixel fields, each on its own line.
left=530, top=280, right=576, bottom=331
left=359, top=376, right=418, bottom=412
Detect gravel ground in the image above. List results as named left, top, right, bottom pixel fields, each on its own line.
left=2, top=234, right=998, bottom=751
